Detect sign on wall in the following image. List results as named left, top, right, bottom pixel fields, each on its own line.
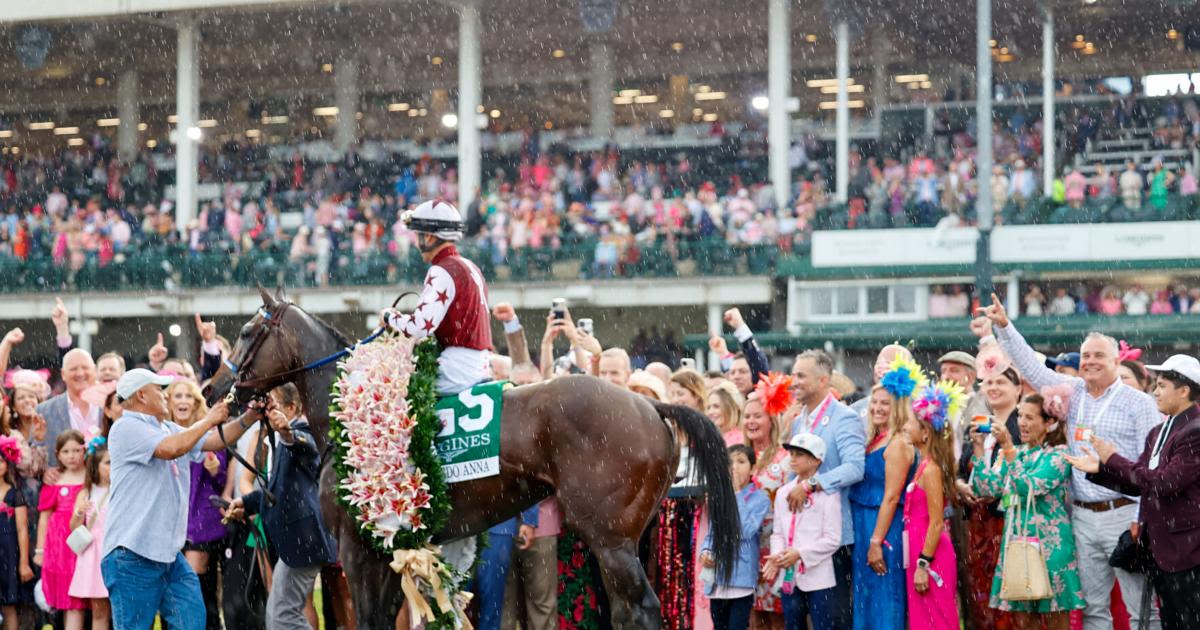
left=812, top=222, right=1200, bottom=268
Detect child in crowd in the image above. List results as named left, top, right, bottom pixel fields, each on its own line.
left=36, top=430, right=88, bottom=629
left=68, top=437, right=111, bottom=629
left=764, top=434, right=841, bottom=630
left=701, top=444, right=772, bottom=630
left=0, top=436, right=33, bottom=630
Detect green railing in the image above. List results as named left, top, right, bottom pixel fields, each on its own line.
left=813, top=193, right=1200, bottom=231
left=0, top=237, right=782, bottom=293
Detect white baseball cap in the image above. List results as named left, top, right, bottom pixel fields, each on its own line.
left=1145, top=355, right=1200, bottom=388
left=783, top=433, right=827, bottom=461
left=116, top=368, right=175, bottom=401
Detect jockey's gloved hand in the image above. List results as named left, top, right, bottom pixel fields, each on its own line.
left=378, top=308, right=400, bottom=329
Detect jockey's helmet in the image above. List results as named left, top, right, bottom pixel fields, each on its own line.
left=402, top=199, right=464, bottom=242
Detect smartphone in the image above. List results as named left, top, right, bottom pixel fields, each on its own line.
left=577, top=318, right=594, bottom=336
left=681, top=358, right=696, bottom=370
left=972, top=414, right=992, bottom=434
left=208, top=495, right=231, bottom=510
left=551, top=298, right=567, bottom=319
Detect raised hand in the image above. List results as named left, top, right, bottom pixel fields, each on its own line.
left=148, top=333, right=168, bottom=368
left=973, top=292, right=1010, bottom=328
left=969, top=316, right=993, bottom=339
left=491, top=302, right=516, bottom=323
left=708, top=334, right=729, bottom=355
left=194, top=313, right=217, bottom=343
left=51, top=298, right=69, bottom=336
left=723, top=307, right=746, bottom=331
left=2, top=328, right=24, bottom=347
left=1064, top=448, right=1101, bottom=474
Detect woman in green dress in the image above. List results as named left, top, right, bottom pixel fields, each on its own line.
left=1149, top=162, right=1173, bottom=211
left=971, top=392, right=1086, bottom=629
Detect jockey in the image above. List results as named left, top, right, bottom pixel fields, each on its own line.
left=379, top=199, right=493, bottom=395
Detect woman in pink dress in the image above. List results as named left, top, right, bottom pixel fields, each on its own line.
left=903, top=385, right=960, bottom=630
left=36, top=431, right=88, bottom=627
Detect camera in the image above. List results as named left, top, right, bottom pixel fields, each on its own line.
left=551, top=298, right=567, bottom=320
left=577, top=318, right=594, bottom=336
left=681, top=357, right=696, bottom=370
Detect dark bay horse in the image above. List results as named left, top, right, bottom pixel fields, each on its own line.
left=208, top=288, right=739, bottom=630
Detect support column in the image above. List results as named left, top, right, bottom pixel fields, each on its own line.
left=458, top=2, right=482, bottom=207
left=975, top=0, right=995, bottom=302
left=589, top=39, right=614, bottom=139
left=117, top=69, right=139, bottom=162
left=707, top=303, right=723, bottom=373
left=1042, top=6, right=1055, bottom=198
left=871, top=33, right=891, bottom=130
left=768, top=0, right=791, bottom=210
left=1006, top=275, right=1021, bottom=320
left=835, top=19, right=851, bottom=204
left=334, top=56, right=359, bottom=154
left=175, top=19, right=199, bottom=237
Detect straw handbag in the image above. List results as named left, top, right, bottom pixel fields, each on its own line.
left=999, top=490, right=1052, bottom=601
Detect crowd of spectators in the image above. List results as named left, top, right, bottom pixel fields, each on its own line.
left=2, top=91, right=1200, bottom=289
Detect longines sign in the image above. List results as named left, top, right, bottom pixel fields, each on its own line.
left=812, top=222, right=1200, bottom=267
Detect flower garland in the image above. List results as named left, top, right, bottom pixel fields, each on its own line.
left=329, top=334, right=463, bottom=629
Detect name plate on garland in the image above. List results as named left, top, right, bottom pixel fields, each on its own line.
left=434, top=381, right=505, bottom=483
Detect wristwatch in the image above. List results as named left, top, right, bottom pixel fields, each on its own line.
left=805, top=477, right=820, bottom=490
left=917, top=555, right=933, bottom=570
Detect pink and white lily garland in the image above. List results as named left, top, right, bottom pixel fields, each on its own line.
left=332, top=333, right=434, bottom=548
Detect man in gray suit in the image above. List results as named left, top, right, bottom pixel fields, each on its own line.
left=37, top=348, right=98, bottom=466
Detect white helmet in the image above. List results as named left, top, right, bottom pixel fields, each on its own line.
left=402, top=199, right=464, bottom=242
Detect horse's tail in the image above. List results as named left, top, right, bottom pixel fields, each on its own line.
left=653, top=401, right=740, bottom=582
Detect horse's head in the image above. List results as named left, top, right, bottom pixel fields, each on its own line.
left=205, top=286, right=303, bottom=407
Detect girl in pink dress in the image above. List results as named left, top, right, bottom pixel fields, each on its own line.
left=903, top=385, right=960, bottom=630
left=36, top=431, right=88, bottom=626
left=68, top=439, right=110, bottom=627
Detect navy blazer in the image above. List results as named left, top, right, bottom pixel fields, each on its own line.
left=244, top=419, right=338, bottom=569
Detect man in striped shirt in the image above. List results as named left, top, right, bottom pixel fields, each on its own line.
left=975, top=295, right=1161, bottom=629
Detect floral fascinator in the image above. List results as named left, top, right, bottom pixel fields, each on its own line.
left=754, top=372, right=796, bottom=417
left=880, top=356, right=928, bottom=400
left=912, top=380, right=967, bottom=433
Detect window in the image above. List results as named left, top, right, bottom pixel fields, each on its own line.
left=894, top=286, right=917, bottom=313
left=836, top=287, right=859, bottom=315
left=810, top=287, right=833, bottom=315
left=867, top=286, right=890, bottom=314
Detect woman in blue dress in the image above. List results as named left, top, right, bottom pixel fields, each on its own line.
left=849, top=359, right=922, bottom=630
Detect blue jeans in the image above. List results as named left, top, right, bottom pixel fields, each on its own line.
left=101, top=547, right=205, bottom=630
left=710, top=594, right=753, bottom=630
left=782, top=585, right=838, bottom=630
left=470, top=523, right=517, bottom=630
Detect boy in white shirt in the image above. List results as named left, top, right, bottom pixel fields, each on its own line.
left=764, top=434, right=843, bottom=630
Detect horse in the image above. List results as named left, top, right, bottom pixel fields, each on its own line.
left=207, top=288, right=739, bottom=630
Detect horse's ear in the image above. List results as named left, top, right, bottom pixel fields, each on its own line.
left=258, top=284, right=275, bottom=309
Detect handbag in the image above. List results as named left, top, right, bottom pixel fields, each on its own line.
left=67, top=488, right=109, bottom=556
left=1109, top=529, right=1155, bottom=575
left=999, top=490, right=1052, bottom=601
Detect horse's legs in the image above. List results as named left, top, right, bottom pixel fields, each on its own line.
left=579, top=535, right=662, bottom=630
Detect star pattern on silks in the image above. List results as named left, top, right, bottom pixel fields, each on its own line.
left=396, top=265, right=456, bottom=340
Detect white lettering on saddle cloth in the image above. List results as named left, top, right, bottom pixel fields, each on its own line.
left=434, top=383, right=504, bottom=483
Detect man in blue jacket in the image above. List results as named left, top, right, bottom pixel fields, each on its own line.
left=784, top=349, right=866, bottom=630
left=226, top=383, right=336, bottom=630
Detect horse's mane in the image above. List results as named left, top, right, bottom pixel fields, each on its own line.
left=304, top=308, right=354, bottom=348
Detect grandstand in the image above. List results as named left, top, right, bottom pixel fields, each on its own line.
left=2, top=0, right=1200, bottom=383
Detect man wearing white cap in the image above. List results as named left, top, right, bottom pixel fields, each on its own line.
left=379, top=199, right=493, bottom=395
left=101, top=369, right=263, bottom=630
left=1068, top=355, right=1200, bottom=629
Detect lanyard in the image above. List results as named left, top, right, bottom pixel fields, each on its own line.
left=802, top=393, right=836, bottom=433
left=785, top=508, right=806, bottom=576
left=1148, top=414, right=1179, bottom=470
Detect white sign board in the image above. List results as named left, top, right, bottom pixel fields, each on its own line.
left=811, top=227, right=979, bottom=267
left=813, top=222, right=1200, bottom=268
